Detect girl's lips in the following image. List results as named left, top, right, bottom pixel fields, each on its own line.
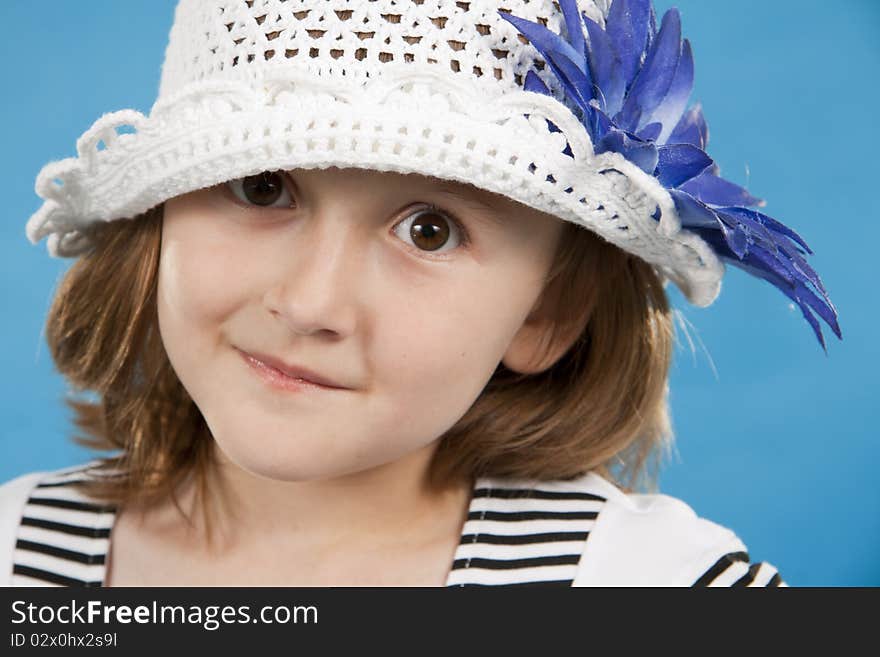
left=235, top=347, right=350, bottom=388
left=239, top=350, right=345, bottom=392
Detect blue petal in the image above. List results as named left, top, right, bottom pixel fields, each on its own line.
left=637, top=121, right=663, bottom=141
left=716, top=215, right=750, bottom=259
left=758, top=242, right=806, bottom=287
left=583, top=15, right=624, bottom=115
left=679, top=169, right=763, bottom=207
left=647, top=4, right=659, bottom=51
left=670, top=189, right=722, bottom=229
left=753, top=245, right=839, bottom=339
left=653, top=39, right=694, bottom=144
left=794, top=295, right=828, bottom=351
left=783, top=282, right=829, bottom=351
left=718, top=208, right=831, bottom=305
left=596, top=129, right=659, bottom=174
left=559, top=0, right=586, bottom=58
left=754, top=266, right=830, bottom=350
left=498, top=12, right=585, bottom=71
left=777, top=240, right=828, bottom=295
left=720, top=232, right=792, bottom=282
left=668, top=103, right=708, bottom=149
left=696, top=233, right=802, bottom=312
left=718, top=206, right=813, bottom=255
left=585, top=103, right=614, bottom=143
left=793, top=277, right=841, bottom=341
left=524, top=70, right=551, bottom=95
left=605, top=0, right=652, bottom=91
left=726, top=235, right=839, bottom=340
left=748, top=245, right=841, bottom=343
left=619, top=9, right=682, bottom=133
left=499, top=11, right=593, bottom=109
left=547, top=54, right=594, bottom=111
left=671, top=192, right=762, bottom=260
left=713, top=207, right=777, bottom=252
left=792, top=287, right=829, bottom=352
left=686, top=228, right=839, bottom=350
left=774, top=240, right=830, bottom=300
left=655, top=143, right=713, bottom=188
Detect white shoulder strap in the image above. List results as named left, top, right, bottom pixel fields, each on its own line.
left=0, top=471, right=45, bottom=586
left=572, top=473, right=747, bottom=586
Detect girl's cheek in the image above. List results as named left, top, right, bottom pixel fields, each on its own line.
left=159, top=232, right=245, bottom=329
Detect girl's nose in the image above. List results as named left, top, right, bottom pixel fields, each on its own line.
left=261, top=207, right=363, bottom=339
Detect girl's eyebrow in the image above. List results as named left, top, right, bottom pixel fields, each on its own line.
left=433, top=187, right=505, bottom=225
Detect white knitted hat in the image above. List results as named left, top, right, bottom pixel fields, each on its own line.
left=26, top=0, right=743, bottom=308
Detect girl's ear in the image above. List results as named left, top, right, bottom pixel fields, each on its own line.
left=501, top=273, right=593, bottom=375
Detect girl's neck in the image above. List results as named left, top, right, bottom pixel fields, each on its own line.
left=166, top=442, right=473, bottom=556
left=106, top=442, right=473, bottom=586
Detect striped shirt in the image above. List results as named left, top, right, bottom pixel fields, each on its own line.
left=0, top=462, right=785, bottom=587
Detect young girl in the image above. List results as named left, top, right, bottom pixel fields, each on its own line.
left=0, top=0, right=839, bottom=586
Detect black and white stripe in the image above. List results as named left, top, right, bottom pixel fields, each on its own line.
left=7, top=465, right=787, bottom=587
left=11, top=465, right=116, bottom=587
left=692, top=551, right=786, bottom=587
left=445, top=480, right=605, bottom=587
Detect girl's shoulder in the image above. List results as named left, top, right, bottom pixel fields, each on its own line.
left=0, top=461, right=116, bottom=587
left=476, top=471, right=786, bottom=587
left=566, top=472, right=786, bottom=586
left=0, top=460, right=111, bottom=509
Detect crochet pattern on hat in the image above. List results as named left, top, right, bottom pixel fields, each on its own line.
left=28, top=0, right=737, bottom=310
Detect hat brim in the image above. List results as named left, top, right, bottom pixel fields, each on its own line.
left=26, top=72, right=723, bottom=306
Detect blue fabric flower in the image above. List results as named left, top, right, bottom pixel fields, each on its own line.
left=500, top=0, right=841, bottom=351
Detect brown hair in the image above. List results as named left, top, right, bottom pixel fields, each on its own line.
left=46, top=201, right=674, bottom=517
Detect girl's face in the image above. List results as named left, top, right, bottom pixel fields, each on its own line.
left=158, top=167, right=566, bottom=483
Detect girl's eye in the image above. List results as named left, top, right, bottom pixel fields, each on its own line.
left=392, top=207, right=467, bottom=255
left=222, top=176, right=466, bottom=255
left=226, top=171, right=293, bottom=208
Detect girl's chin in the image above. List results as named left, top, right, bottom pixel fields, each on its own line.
left=210, top=443, right=395, bottom=485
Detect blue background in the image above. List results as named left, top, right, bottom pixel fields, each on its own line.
left=1, top=1, right=877, bottom=585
